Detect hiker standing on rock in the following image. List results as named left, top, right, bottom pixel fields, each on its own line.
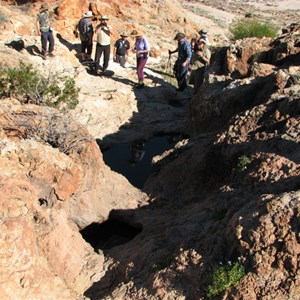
left=77, top=11, right=94, bottom=62
left=94, top=16, right=111, bottom=73
left=189, top=38, right=211, bottom=94
left=169, top=32, right=192, bottom=92
left=113, top=32, right=130, bottom=68
left=36, top=4, right=55, bottom=59
left=131, top=30, right=150, bottom=89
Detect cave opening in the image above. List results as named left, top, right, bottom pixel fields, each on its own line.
left=80, top=219, right=142, bottom=251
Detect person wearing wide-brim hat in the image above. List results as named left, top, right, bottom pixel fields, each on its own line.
left=189, top=38, right=211, bottom=94
left=99, top=16, right=109, bottom=21
left=198, top=28, right=210, bottom=45
left=168, top=32, right=192, bottom=92
left=36, top=3, right=55, bottom=59
left=77, top=11, right=94, bottom=62
left=130, top=29, right=150, bottom=88
left=94, top=15, right=111, bottom=73
left=113, top=32, right=130, bottom=68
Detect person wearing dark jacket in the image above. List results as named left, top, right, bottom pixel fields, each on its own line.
left=113, top=32, right=130, bottom=68
left=77, top=11, right=94, bottom=62
left=169, top=32, right=192, bottom=92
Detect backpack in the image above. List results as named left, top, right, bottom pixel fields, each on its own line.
left=78, top=18, right=93, bottom=41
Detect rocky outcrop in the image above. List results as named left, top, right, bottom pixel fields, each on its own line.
left=0, top=101, right=147, bottom=298
left=83, top=27, right=300, bottom=299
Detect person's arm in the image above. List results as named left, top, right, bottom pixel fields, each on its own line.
left=197, top=48, right=211, bottom=64
left=168, top=48, right=178, bottom=55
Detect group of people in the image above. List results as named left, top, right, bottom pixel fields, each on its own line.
left=169, top=29, right=211, bottom=93
left=77, top=12, right=150, bottom=88
left=36, top=4, right=210, bottom=92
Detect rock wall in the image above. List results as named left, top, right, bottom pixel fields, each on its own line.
left=0, top=101, right=147, bottom=298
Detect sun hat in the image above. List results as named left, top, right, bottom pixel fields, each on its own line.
left=39, top=4, right=49, bottom=12
left=174, top=32, right=185, bottom=40
left=199, top=28, right=208, bottom=35
left=130, top=29, right=144, bottom=37
left=99, top=15, right=109, bottom=21
left=120, top=32, right=129, bottom=37
left=83, top=11, right=93, bottom=18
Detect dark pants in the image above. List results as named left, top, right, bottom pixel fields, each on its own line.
left=173, top=59, right=189, bottom=90
left=41, top=30, right=54, bottom=55
left=81, top=35, right=93, bottom=56
left=116, top=54, right=126, bottom=67
left=193, top=66, right=206, bottom=94
left=95, top=44, right=110, bottom=71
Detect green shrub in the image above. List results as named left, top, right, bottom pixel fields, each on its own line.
left=230, top=19, right=277, bottom=40
left=0, top=61, right=79, bottom=110
left=237, top=155, right=252, bottom=172
left=207, top=262, right=245, bottom=298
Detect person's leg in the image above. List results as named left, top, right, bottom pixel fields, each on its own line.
left=81, top=40, right=88, bottom=61
left=177, top=63, right=189, bottom=91
left=194, top=67, right=205, bottom=94
left=86, top=37, right=93, bottom=60
left=102, top=45, right=110, bottom=71
left=40, top=31, right=47, bottom=56
left=137, top=57, right=148, bottom=83
left=48, top=31, right=55, bottom=54
left=119, top=55, right=126, bottom=67
left=94, top=43, right=101, bottom=69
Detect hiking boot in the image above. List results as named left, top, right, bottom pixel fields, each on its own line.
left=48, top=52, right=55, bottom=58
left=136, top=83, right=145, bottom=89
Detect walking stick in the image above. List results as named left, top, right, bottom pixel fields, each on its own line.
left=164, top=54, right=171, bottom=74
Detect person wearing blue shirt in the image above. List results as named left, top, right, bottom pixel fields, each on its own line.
left=169, top=32, right=192, bottom=92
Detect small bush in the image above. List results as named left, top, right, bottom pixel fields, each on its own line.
left=237, top=155, right=252, bottom=172
left=230, top=19, right=277, bottom=40
left=0, top=61, right=79, bottom=110
left=207, top=262, right=245, bottom=298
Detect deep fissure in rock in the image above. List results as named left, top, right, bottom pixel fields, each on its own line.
left=80, top=219, right=142, bottom=251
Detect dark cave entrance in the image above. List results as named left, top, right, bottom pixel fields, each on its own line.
left=80, top=219, right=143, bottom=251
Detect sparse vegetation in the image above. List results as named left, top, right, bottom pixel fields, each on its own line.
left=230, top=18, right=277, bottom=40
left=207, top=262, right=246, bottom=298
left=0, top=61, right=79, bottom=110
left=5, top=112, right=91, bottom=155
left=237, top=155, right=252, bottom=172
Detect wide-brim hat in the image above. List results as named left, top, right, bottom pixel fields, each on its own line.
left=199, top=28, right=208, bottom=35
left=174, top=32, right=185, bottom=40
left=120, top=32, right=129, bottom=37
left=99, top=15, right=109, bottom=21
left=130, top=29, right=144, bottom=37
left=83, top=11, right=93, bottom=18
left=39, top=4, right=49, bottom=12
